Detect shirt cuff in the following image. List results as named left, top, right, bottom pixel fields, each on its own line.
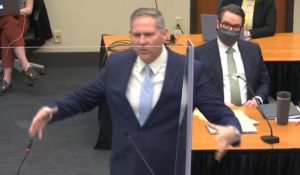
left=254, top=96, right=263, bottom=104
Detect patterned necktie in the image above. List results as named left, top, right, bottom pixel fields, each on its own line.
left=139, top=65, right=153, bottom=126
left=226, top=48, right=242, bottom=105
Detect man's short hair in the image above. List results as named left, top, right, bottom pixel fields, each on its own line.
left=130, top=7, right=165, bottom=30
left=217, top=4, right=245, bottom=26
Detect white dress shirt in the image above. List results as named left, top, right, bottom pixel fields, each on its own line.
left=126, top=46, right=167, bottom=120
left=217, top=38, right=247, bottom=105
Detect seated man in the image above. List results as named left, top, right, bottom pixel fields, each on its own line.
left=195, top=4, right=270, bottom=107
left=219, top=0, right=276, bottom=39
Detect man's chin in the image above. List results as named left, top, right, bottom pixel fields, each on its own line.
left=138, top=55, right=153, bottom=63
left=138, top=52, right=150, bottom=59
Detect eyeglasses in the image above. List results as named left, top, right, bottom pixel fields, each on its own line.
left=219, top=22, right=242, bottom=32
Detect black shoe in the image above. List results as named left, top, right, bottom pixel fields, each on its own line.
left=0, top=80, right=12, bottom=95
left=23, top=66, right=42, bottom=81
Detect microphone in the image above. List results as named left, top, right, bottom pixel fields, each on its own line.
left=169, top=34, right=177, bottom=44
left=26, top=139, right=33, bottom=152
left=17, top=139, right=34, bottom=175
left=236, top=75, right=280, bottom=144
left=124, top=132, right=156, bottom=175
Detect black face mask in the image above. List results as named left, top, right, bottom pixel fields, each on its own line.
left=217, top=28, right=240, bottom=47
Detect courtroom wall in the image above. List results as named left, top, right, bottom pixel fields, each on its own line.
left=40, top=0, right=299, bottom=52
left=41, top=0, right=190, bottom=52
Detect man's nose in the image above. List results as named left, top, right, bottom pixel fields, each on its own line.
left=138, top=35, right=147, bottom=44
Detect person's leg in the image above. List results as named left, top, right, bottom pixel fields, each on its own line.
left=0, top=35, right=14, bottom=93
left=0, top=16, right=41, bottom=94
left=2, top=68, right=13, bottom=85
left=13, top=16, right=41, bottom=80
left=0, top=16, right=16, bottom=85
left=13, top=46, right=41, bottom=80
left=14, top=46, right=31, bottom=72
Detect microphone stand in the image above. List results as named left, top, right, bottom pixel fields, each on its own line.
left=237, top=75, right=279, bottom=144
left=124, top=133, right=156, bottom=175
left=17, top=140, right=33, bottom=175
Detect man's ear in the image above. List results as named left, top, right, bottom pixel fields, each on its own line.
left=162, top=27, right=169, bottom=41
left=216, top=19, right=220, bottom=29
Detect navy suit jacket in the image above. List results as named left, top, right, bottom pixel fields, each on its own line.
left=219, top=0, right=276, bottom=38
left=49, top=48, right=241, bottom=175
left=194, top=39, right=270, bottom=103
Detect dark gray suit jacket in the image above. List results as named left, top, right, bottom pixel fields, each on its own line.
left=195, top=39, right=270, bottom=103
left=48, top=48, right=241, bottom=175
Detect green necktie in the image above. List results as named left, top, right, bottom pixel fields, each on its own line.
left=226, top=48, right=241, bottom=105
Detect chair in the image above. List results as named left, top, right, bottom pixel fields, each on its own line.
left=16, top=0, right=47, bottom=75
left=0, top=0, right=51, bottom=77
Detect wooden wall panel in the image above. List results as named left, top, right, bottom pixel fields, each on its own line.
left=275, top=0, right=286, bottom=32
left=194, top=0, right=219, bottom=33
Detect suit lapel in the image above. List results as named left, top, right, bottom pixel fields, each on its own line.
left=157, top=50, right=183, bottom=103
left=144, top=49, right=183, bottom=126
left=208, top=40, right=224, bottom=98
left=115, top=52, right=142, bottom=128
left=238, top=41, right=251, bottom=99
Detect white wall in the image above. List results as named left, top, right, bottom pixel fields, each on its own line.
left=41, top=0, right=190, bottom=52
left=293, top=0, right=300, bottom=32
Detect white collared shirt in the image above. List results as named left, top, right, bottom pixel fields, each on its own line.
left=217, top=38, right=247, bottom=105
left=126, top=46, right=167, bottom=120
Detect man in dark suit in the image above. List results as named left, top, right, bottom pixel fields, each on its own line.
left=29, top=8, right=241, bottom=175
left=195, top=4, right=270, bottom=107
left=219, top=0, right=276, bottom=38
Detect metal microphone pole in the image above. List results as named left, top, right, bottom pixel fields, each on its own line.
left=236, top=75, right=279, bottom=144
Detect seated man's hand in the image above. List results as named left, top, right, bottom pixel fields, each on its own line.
left=244, top=98, right=259, bottom=107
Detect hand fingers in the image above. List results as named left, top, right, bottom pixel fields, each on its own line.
left=28, top=114, right=46, bottom=140
left=215, top=148, right=226, bottom=161
left=28, top=118, right=38, bottom=138
left=206, top=122, right=218, bottom=130
left=38, top=129, right=43, bottom=140
left=28, top=125, right=35, bottom=138
left=215, top=137, right=227, bottom=161
left=244, top=99, right=257, bottom=107
left=243, top=100, right=251, bottom=106
left=28, top=121, right=41, bottom=139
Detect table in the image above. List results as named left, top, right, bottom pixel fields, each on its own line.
left=192, top=106, right=300, bottom=175
left=193, top=106, right=300, bottom=150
